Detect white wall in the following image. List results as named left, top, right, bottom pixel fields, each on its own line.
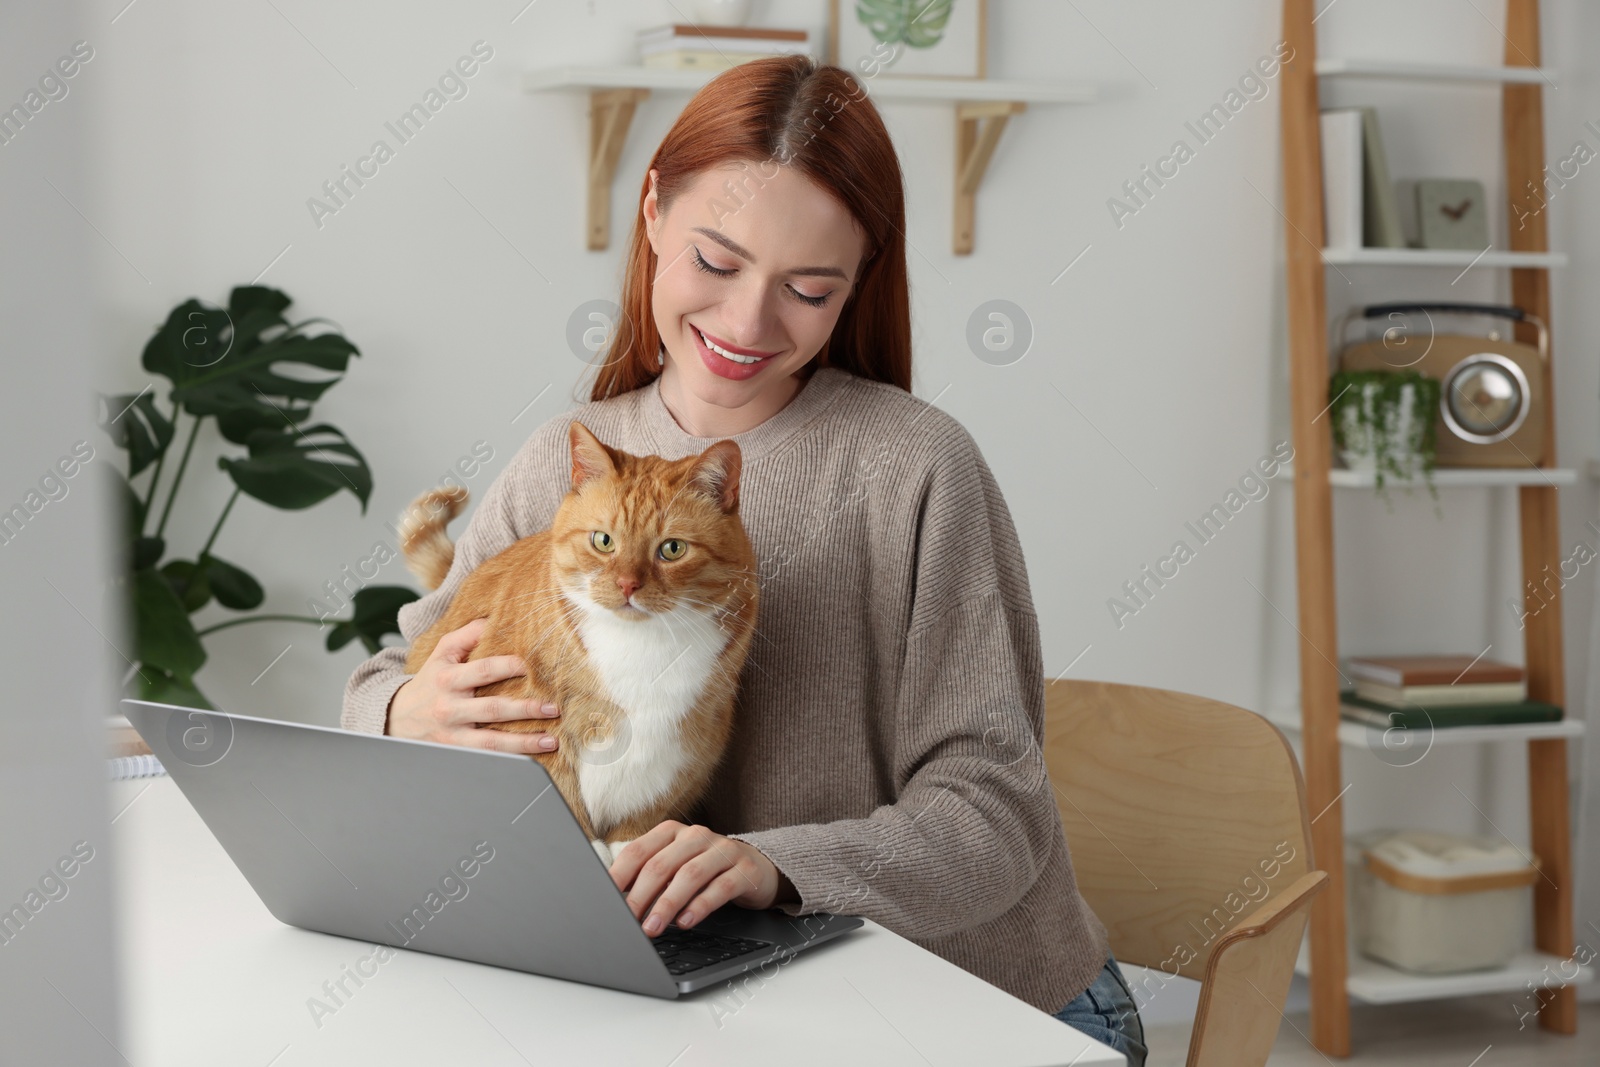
left=75, top=0, right=1597, bottom=1025
left=2, top=3, right=122, bottom=1059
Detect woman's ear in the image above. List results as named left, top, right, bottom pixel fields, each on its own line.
left=643, top=168, right=662, bottom=253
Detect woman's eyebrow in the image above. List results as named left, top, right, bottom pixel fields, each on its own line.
left=691, top=226, right=849, bottom=281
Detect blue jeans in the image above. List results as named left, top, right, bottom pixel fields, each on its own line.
left=1052, top=954, right=1148, bottom=1066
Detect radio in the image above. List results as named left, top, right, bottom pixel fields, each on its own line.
left=1335, top=303, right=1549, bottom=468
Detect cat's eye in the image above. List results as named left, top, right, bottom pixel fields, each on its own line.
left=591, top=531, right=616, bottom=553
left=658, top=539, right=687, bottom=561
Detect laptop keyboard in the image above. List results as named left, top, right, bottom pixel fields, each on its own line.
left=652, top=927, right=777, bottom=976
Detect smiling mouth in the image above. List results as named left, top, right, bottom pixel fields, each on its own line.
left=693, top=325, right=778, bottom=365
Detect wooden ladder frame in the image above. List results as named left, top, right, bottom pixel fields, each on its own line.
left=1277, top=0, right=1577, bottom=1055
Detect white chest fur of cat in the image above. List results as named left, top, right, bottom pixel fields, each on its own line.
left=567, top=588, right=730, bottom=866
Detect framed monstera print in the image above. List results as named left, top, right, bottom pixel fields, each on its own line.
left=827, top=0, right=988, bottom=80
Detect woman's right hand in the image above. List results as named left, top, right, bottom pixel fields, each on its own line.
left=386, top=616, right=560, bottom=753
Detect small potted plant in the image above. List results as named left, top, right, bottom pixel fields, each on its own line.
left=1328, top=369, right=1441, bottom=503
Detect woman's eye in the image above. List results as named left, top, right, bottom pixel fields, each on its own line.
left=691, top=247, right=735, bottom=277
left=692, top=247, right=832, bottom=308
left=591, top=531, right=615, bottom=553
left=790, top=288, right=830, bottom=308
left=658, top=539, right=687, bottom=561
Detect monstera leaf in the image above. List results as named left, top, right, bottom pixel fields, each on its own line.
left=97, top=390, right=174, bottom=478
left=854, top=0, right=955, bottom=48
left=142, top=285, right=358, bottom=445
left=324, top=585, right=420, bottom=655
left=131, top=567, right=207, bottom=681
left=200, top=553, right=265, bottom=610
left=217, top=424, right=373, bottom=513
left=135, top=668, right=214, bottom=710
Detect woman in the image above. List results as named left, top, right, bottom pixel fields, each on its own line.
left=342, top=55, right=1146, bottom=1064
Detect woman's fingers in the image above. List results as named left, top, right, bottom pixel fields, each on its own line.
left=608, top=820, right=685, bottom=902
left=452, top=724, right=558, bottom=755
left=623, top=825, right=730, bottom=931
left=431, top=616, right=488, bottom=664
left=674, top=866, right=750, bottom=930
left=463, top=693, right=555, bottom=724
left=451, top=653, right=529, bottom=692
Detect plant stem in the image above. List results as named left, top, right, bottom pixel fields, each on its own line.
left=139, top=449, right=166, bottom=538
left=200, top=486, right=242, bottom=558
left=195, top=613, right=330, bottom=637
left=155, top=413, right=202, bottom=541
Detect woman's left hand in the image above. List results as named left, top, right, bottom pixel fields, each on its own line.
left=609, top=821, right=781, bottom=936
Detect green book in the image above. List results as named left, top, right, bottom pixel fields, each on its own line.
left=1339, top=689, right=1562, bottom=730
left=1359, top=108, right=1405, bottom=248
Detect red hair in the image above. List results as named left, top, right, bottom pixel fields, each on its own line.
left=587, top=54, right=912, bottom=402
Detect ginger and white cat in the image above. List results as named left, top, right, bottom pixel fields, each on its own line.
left=398, top=421, right=758, bottom=869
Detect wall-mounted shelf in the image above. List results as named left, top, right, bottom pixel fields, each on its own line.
left=1275, top=464, right=1581, bottom=489
left=524, top=65, right=1097, bottom=254
left=1320, top=247, right=1568, bottom=268
left=524, top=66, right=1096, bottom=102
left=1315, top=57, right=1558, bottom=85
left=1263, top=705, right=1585, bottom=748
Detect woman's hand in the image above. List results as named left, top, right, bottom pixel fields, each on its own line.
left=387, top=617, right=560, bottom=754
left=609, top=821, right=786, bottom=936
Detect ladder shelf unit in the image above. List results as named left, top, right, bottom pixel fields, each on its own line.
left=1277, top=0, right=1580, bottom=1056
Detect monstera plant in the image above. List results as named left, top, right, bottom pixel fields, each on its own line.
left=99, top=285, right=418, bottom=709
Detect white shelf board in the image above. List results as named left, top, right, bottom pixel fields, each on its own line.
left=523, top=66, right=1096, bottom=103
left=1262, top=706, right=1584, bottom=748
left=1275, top=464, right=1580, bottom=489
left=1316, top=58, right=1557, bottom=85
left=1320, top=246, right=1567, bottom=268
left=1295, top=942, right=1593, bottom=1004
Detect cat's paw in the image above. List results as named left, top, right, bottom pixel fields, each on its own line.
left=607, top=839, right=635, bottom=866
left=591, top=838, right=613, bottom=868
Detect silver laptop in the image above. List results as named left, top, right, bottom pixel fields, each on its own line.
left=121, top=699, right=862, bottom=999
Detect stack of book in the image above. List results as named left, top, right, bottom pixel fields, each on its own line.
left=637, top=24, right=813, bottom=71
left=1319, top=107, right=1403, bottom=250
left=1341, top=654, right=1561, bottom=729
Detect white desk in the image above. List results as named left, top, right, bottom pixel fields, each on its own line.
left=111, top=778, right=1123, bottom=1066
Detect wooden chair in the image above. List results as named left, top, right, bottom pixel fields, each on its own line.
left=1043, top=679, right=1329, bottom=1067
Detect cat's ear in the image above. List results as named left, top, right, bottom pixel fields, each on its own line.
left=687, top=440, right=742, bottom=513
left=569, top=421, right=617, bottom=491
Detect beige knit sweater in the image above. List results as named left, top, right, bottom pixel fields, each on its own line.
left=341, top=365, right=1111, bottom=1012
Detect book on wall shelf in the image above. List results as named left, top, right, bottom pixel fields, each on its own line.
left=637, top=24, right=814, bottom=71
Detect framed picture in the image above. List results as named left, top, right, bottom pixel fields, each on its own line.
left=827, top=0, right=988, bottom=80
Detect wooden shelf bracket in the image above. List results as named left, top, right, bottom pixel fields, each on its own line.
left=587, top=87, right=650, bottom=251
left=954, top=100, right=1026, bottom=255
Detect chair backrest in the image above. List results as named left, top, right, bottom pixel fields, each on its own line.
left=1043, top=679, right=1315, bottom=982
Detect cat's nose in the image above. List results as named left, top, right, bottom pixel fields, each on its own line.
left=617, top=576, right=640, bottom=601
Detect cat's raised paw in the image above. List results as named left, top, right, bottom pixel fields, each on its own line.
left=607, top=839, right=635, bottom=866
left=591, top=838, right=613, bottom=868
